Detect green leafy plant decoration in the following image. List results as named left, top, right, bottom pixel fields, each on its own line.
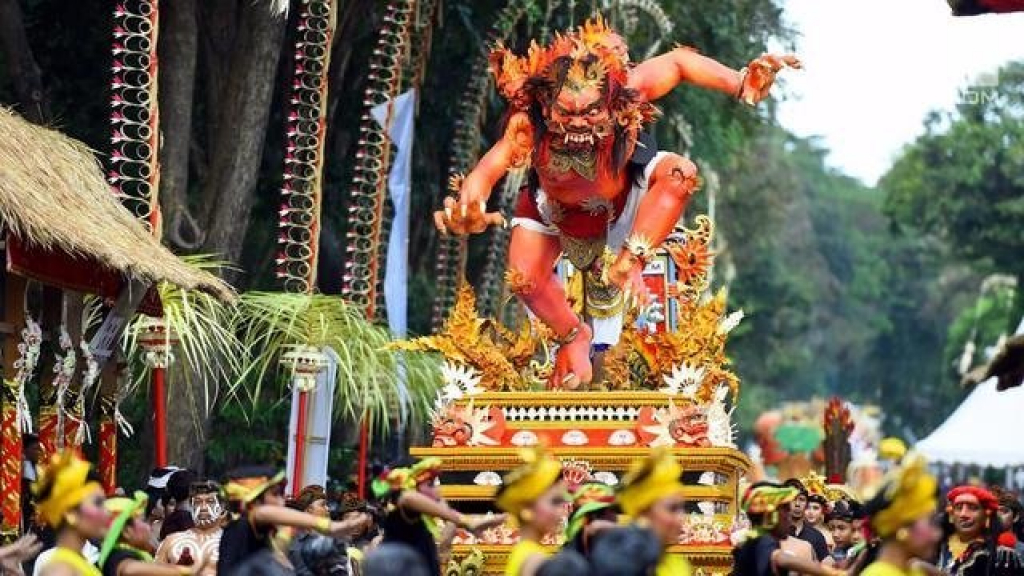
left=121, top=255, right=245, bottom=414
left=232, top=291, right=440, bottom=433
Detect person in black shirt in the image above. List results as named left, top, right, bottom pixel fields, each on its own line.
left=732, top=482, right=843, bottom=576
left=784, top=478, right=830, bottom=561
left=97, top=491, right=204, bottom=576
left=361, top=543, right=430, bottom=576
left=217, top=466, right=371, bottom=576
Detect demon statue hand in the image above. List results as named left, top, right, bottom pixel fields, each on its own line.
left=434, top=17, right=799, bottom=390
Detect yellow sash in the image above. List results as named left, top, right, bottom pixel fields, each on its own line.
left=504, top=539, right=549, bottom=576
left=45, top=547, right=102, bottom=576
left=655, top=554, right=693, bottom=576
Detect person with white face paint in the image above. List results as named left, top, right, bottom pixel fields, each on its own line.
left=155, top=481, right=226, bottom=575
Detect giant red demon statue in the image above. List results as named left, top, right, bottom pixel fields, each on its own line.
left=435, top=17, right=799, bottom=389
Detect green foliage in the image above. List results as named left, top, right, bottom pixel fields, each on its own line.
left=233, top=292, right=440, bottom=431
left=718, top=127, right=978, bottom=438
left=873, top=60, right=1024, bottom=433
left=122, top=256, right=244, bottom=412
left=882, top=60, right=1024, bottom=324
left=944, top=282, right=1018, bottom=378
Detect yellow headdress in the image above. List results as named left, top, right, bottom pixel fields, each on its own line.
left=495, top=448, right=563, bottom=516
left=825, top=483, right=858, bottom=503
left=741, top=483, right=799, bottom=533
left=879, top=437, right=907, bottom=462
left=800, top=470, right=829, bottom=505
left=371, top=457, right=444, bottom=500
left=409, top=457, right=443, bottom=487
left=617, top=448, right=687, bottom=517
left=34, top=451, right=103, bottom=528
left=223, top=470, right=286, bottom=504
left=867, top=452, right=937, bottom=539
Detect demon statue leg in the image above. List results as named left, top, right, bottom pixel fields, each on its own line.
left=507, top=226, right=593, bottom=389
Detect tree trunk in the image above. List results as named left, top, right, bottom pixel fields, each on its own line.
left=0, top=0, right=50, bottom=123
left=199, top=2, right=285, bottom=272
left=159, top=0, right=202, bottom=251
left=165, top=356, right=208, bottom=473
left=163, top=2, right=285, bottom=470
left=197, top=0, right=239, bottom=176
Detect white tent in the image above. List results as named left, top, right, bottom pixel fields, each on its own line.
left=916, top=378, right=1024, bottom=467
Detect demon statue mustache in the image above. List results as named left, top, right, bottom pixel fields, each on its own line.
left=434, top=16, right=799, bottom=389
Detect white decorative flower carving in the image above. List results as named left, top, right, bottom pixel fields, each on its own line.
left=473, top=471, right=503, bottom=486
left=661, top=362, right=706, bottom=398
left=608, top=429, right=637, bottom=446
left=561, top=430, right=588, bottom=446
left=510, top=430, right=539, bottom=446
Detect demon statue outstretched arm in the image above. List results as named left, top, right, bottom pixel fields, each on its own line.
left=630, top=46, right=801, bottom=104
left=434, top=17, right=797, bottom=389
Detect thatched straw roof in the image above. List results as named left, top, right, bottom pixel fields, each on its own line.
left=0, top=107, right=233, bottom=301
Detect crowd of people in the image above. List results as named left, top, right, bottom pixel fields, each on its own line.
left=733, top=457, right=1024, bottom=576
left=5, top=445, right=1024, bottom=576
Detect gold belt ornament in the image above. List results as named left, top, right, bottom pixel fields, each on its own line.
left=585, top=249, right=624, bottom=318
left=560, top=235, right=606, bottom=271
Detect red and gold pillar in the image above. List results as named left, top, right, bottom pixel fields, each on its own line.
left=98, top=395, right=118, bottom=494
left=96, top=358, right=125, bottom=495
left=0, top=274, right=27, bottom=540
left=137, top=318, right=175, bottom=468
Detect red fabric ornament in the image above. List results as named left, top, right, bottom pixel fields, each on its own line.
left=947, top=485, right=999, bottom=512
left=998, top=531, right=1018, bottom=548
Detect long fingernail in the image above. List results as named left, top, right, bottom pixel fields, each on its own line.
left=461, top=205, right=467, bottom=218
left=445, top=207, right=452, bottom=220
left=479, top=201, right=486, bottom=214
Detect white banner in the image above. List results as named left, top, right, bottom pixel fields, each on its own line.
left=371, top=89, right=417, bottom=432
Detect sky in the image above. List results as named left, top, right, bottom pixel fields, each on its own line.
left=775, top=0, right=1024, bottom=185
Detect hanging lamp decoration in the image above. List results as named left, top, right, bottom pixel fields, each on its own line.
left=280, top=343, right=329, bottom=492
left=341, top=0, right=415, bottom=316
left=43, top=327, right=76, bottom=455
left=136, top=318, right=177, bottom=467
left=12, top=318, right=41, bottom=434
left=65, top=335, right=102, bottom=450
left=109, top=0, right=162, bottom=230
left=280, top=346, right=329, bottom=393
